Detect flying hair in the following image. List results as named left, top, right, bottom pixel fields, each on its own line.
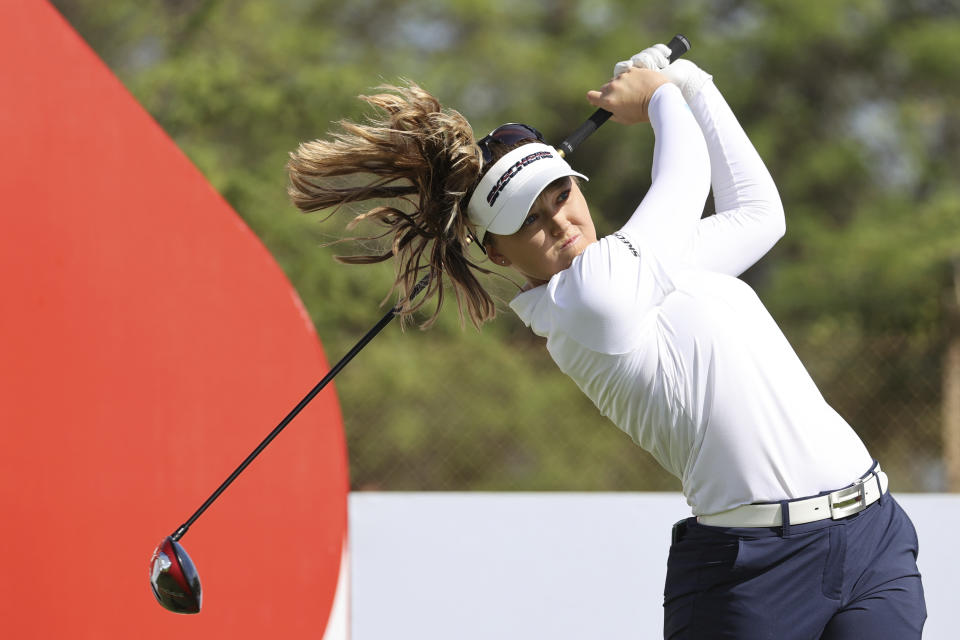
left=286, top=81, right=501, bottom=329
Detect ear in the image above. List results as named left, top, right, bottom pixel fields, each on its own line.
left=485, top=242, right=512, bottom=267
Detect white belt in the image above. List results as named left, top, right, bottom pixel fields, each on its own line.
left=698, top=468, right=888, bottom=528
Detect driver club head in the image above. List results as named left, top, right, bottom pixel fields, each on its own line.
left=150, top=536, right=202, bottom=614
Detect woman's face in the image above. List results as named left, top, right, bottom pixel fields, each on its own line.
left=486, top=177, right=597, bottom=287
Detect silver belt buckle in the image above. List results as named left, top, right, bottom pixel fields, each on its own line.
left=829, top=477, right=868, bottom=520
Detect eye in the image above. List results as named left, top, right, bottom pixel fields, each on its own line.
left=521, top=213, right=538, bottom=228
left=557, top=189, right=570, bottom=204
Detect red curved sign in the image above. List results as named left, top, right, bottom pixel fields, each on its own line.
left=0, top=2, right=349, bottom=637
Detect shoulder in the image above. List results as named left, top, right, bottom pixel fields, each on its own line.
left=559, top=234, right=643, bottom=313
left=513, top=233, right=672, bottom=353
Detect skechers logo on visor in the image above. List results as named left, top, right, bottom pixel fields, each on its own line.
left=486, top=150, right=554, bottom=206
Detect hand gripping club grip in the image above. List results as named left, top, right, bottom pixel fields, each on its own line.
left=556, top=34, right=690, bottom=158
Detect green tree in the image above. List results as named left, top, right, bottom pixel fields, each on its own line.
left=52, top=0, right=960, bottom=490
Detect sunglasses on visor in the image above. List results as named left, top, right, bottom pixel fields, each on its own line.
left=467, top=122, right=545, bottom=253
left=477, top=123, right=545, bottom=165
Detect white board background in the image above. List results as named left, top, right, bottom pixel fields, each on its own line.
left=350, top=493, right=957, bottom=640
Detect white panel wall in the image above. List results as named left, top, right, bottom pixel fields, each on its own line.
left=350, top=493, right=958, bottom=640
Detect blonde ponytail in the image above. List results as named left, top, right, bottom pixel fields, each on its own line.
left=287, top=82, right=499, bottom=328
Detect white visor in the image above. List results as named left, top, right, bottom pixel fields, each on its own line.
left=466, top=142, right=587, bottom=241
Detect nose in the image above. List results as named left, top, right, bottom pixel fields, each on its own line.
left=547, top=210, right=570, bottom=236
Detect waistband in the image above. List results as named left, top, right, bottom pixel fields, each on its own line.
left=697, top=464, right=888, bottom=528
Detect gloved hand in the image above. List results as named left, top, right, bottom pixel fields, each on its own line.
left=614, top=44, right=671, bottom=77
left=614, top=44, right=713, bottom=103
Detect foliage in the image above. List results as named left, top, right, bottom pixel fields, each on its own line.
left=52, top=0, right=960, bottom=490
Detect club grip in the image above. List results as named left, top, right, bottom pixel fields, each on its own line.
left=556, top=34, right=690, bottom=158
left=667, top=34, right=691, bottom=62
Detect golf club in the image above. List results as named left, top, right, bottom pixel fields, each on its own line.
left=150, top=535, right=202, bottom=614
left=557, top=33, right=690, bottom=158
left=150, top=275, right=430, bottom=614
left=150, top=33, right=691, bottom=614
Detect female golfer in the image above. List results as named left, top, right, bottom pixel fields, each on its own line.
left=287, top=47, right=926, bottom=639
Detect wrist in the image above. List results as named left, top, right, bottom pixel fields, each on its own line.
left=662, top=60, right=713, bottom=103
left=645, top=83, right=687, bottom=129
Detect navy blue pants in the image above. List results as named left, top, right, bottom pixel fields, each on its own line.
left=663, top=494, right=926, bottom=639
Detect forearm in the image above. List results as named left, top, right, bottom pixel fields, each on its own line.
left=685, top=80, right=786, bottom=275
left=620, top=84, right=711, bottom=260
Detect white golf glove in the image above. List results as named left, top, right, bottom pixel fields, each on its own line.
left=613, top=44, right=713, bottom=103
left=614, top=44, right=671, bottom=76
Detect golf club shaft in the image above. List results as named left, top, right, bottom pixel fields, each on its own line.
left=556, top=34, right=691, bottom=158
left=171, top=275, right=431, bottom=542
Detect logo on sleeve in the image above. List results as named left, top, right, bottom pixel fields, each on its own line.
left=613, top=232, right=639, bottom=257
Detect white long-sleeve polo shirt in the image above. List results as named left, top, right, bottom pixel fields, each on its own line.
left=510, top=83, right=871, bottom=516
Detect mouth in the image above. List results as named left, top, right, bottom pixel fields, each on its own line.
left=559, top=234, right=581, bottom=251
